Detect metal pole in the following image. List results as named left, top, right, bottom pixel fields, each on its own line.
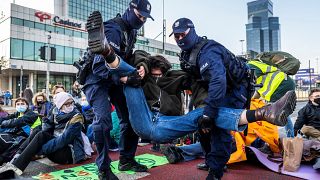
left=309, top=59, right=312, bottom=92
left=20, top=65, right=23, bottom=97
left=240, top=40, right=245, bottom=55
left=316, top=58, right=319, bottom=74
left=46, top=34, right=51, bottom=99
left=162, top=0, right=165, bottom=54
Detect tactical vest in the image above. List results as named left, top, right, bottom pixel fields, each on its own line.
left=179, top=37, right=249, bottom=89
left=248, top=60, right=287, bottom=102
left=109, top=14, right=137, bottom=60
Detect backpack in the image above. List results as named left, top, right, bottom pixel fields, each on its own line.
left=256, top=51, right=300, bottom=75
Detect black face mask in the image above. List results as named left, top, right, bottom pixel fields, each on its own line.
left=37, top=101, right=44, bottom=105
left=314, top=97, right=320, bottom=105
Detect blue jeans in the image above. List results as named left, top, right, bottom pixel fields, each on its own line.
left=285, top=116, right=294, bottom=138
left=123, top=86, right=247, bottom=143
left=179, top=142, right=204, bottom=161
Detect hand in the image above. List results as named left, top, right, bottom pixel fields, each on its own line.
left=120, top=76, right=128, bottom=84
left=137, top=66, right=145, bottom=79
left=198, top=115, right=213, bottom=134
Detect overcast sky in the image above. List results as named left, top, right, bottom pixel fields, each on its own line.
left=7, top=0, right=320, bottom=69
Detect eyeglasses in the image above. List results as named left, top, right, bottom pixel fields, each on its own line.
left=63, top=101, right=74, bottom=107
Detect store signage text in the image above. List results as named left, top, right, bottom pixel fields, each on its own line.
left=35, top=11, right=82, bottom=29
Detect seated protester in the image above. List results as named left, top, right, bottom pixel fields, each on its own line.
left=0, top=98, right=40, bottom=165
left=0, top=92, right=88, bottom=178
left=0, top=103, right=8, bottom=118
left=32, top=92, right=52, bottom=118
left=294, top=88, right=320, bottom=139
left=81, top=95, right=94, bottom=129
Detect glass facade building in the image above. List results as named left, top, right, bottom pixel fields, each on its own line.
left=246, top=0, right=281, bottom=58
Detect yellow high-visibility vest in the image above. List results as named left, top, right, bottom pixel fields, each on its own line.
left=18, top=113, right=41, bottom=129
left=248, top=60, right=287, bottom=102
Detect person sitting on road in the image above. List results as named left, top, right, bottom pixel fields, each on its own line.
left=32, top=92, right=52, bottom=118
left=0, top=92, right=89, bottom=178
left=294, top=88, right=320, bottom=139
left=0, top=98, right=40, bottom=165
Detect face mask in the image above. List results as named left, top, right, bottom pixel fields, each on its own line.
left=37, top=101, right=44, bottom=105
left=61, top=105, right=74, bottom=114
left=314, top=97, right=320, bottom=105
left=16, top=105, right=27, bottom=113
left=176, top=28, right=198, bottom=51
left=81, top=101, right=89, bottom=107
left=123, top=8, right=145, bottom=30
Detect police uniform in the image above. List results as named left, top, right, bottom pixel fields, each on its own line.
left=172, top=18, right=249, bottom=179
left=83, top=0, right=153, bottom=174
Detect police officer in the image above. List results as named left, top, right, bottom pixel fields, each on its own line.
left=169, top=18, right=280, bottom=179
left=83, top=0, right=153, bottom=179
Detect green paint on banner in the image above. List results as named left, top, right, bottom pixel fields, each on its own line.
left=33, top=154, right=169, bottom=180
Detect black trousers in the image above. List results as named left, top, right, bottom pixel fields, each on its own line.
left=13, top=131, right=72, bottom=171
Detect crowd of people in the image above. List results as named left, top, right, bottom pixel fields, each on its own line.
left=0, top=0, right=318, bottom=179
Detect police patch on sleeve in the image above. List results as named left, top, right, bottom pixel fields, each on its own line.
left=200, top=62, right=209, bottom=73
left=109, top=41, right=120, bottom=51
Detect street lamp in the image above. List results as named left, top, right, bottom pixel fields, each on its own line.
left=239, top=40, right=245, bottom=56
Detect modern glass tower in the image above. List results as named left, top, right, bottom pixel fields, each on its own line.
left=54, top=0, right=144, bottom=36
left=246, top=0, right=281, bottom=58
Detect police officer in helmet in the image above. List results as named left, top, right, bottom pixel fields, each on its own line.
left=83, top=0, right=153, bottom=179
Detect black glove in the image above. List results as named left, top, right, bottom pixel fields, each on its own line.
left=198, top=115, right=213, bottom=133
left=125, top=71, right=142, bottom=87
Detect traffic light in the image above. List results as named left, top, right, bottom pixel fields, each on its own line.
left=50, top=47, right=56, bottom=61
left=39, top=46, right=46, bottom=60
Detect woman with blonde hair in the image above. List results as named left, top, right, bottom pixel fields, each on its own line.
left=32, top=92, right=52, bottom=118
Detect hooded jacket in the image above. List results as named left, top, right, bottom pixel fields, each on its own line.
left=294, top=102, right=320, bottom=131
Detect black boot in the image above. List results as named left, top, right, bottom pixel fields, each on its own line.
left=255, top=90, right=296, bottom=126
left=86, top=11, right=115, bottom=63
left=197, top=162, right=209, bottom=171
left=206, top=169, right=221, bottom=180
left=118, top=157, right=148, bottom=172
left=162, top=146, right=184, bottom=164
left=98, top=168, right=118, bottom=180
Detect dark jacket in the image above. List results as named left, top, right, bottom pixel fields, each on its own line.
left=0, top=110, right=39, bottom=137
left=131, top=50, right=190, bottom=116
left=32, top=101, right=52, bottom=118
left=180, top=37, right=249, bottom=118
left=23, top=88, right=33, bottom=104
left=41, top=109, right=86, bottom=163
left=294, top=102, right=320, bottom=131
left=84, top=16, right=137, bottom=87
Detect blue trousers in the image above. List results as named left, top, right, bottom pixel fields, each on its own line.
left=123, top=86, right=246, bottom=143
left=84, top=58, right=138, bottom=172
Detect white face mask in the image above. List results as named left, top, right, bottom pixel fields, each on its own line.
left=61, top=105, right=74, bottom=114
left=16, top=105, right=27, bottom=113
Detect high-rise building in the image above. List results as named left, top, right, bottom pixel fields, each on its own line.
left=246, top=0, right=281, bottom=58
left=54, top=0, right=144, bottom=36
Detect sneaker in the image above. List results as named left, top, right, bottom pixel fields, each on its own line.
left=118, top=157, right=148, bottom=172
left=162, top=146, right=184, bottom=164
left=98, top=169, right=119, bottom=180
left=0, top=163, right=22, bottom=178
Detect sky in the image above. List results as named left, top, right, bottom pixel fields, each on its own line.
left=7, top=0, right=320, bottom=69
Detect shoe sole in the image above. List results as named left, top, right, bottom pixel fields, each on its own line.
left=277, top=91, right=297, bottom=126
left=86, top=11, right=104, bottom=53
left=163, top=147, right=179, bottom=164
